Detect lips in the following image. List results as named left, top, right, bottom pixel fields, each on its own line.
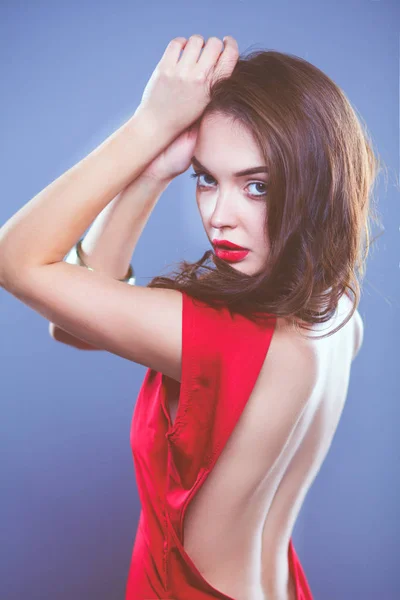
left=215, top=244, right=245, bottom=251
left=213, top=246, right=250, bottom=263
left=212, top=239, right=248, bottom=251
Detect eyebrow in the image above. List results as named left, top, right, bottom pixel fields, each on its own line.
left=191, top=156, right=269, bottom=177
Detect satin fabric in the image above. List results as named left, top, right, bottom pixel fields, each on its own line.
left=126, top=291, right=313, bottom=599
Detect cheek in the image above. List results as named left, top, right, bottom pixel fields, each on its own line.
left=196, top=199, right=207, bottom=222
left=254, top=208, right=269, bottom=247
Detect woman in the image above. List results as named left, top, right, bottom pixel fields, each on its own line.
left=0, top=35, right=381, bottom=599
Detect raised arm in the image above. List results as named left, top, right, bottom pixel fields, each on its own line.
left=49, top=173, right=170, bottom=350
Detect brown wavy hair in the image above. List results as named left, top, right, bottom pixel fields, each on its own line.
left=145, top=48, right=386, bottom=339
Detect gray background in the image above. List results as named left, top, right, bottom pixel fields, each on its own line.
left=1, top=0, right=399, bottom=598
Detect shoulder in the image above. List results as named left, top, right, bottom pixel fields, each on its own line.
left=250, top=319, right=320, bottom=437
left=275, top=315, right=319, bottom=362
left=262, top=317, right=319, bottom=398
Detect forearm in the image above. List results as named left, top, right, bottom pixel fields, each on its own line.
left=0, top=110, right=177, bottom=284
left=65, top=173, right=170, bottom=278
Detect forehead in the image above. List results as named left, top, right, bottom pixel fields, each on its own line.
left=191, top=115, right=269, bottom=178
left=194, top=113, right=265, bottom=170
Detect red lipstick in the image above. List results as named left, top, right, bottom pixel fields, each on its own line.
left=212, top=239, right=249, bottom=263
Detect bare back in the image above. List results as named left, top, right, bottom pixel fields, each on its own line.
left=165, top=294, right=361, bottom=600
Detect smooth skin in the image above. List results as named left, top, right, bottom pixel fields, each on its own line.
left=0, top=35, right=240, bottom=379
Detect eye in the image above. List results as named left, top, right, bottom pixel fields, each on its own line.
left=189, top=171, right=268, bottom=198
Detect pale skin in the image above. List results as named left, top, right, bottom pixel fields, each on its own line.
left=0, top=34, right=239, bottom=377
left=0, top=35, right=364, bottom=599
left=190, top=111, right=270, bottom=275
left=50, top=111, right=271, bottom=348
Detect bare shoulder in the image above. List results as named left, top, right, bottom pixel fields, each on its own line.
left=274, top=315, right=319, bottom=359
left=274, top=294, right=364, bottom=362
left=248, top=318, right=320, bottom=445
left=260, top=316, right=320, bottom=402
left=353, top=309, right=364, bottom=359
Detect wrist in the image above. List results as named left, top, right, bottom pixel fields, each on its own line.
left=141, top=170, right=174, bottom=186
left=129, top=105, right=178, bottom=143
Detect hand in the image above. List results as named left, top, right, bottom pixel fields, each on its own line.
left=142, top=122, right=200, bottom=183
left=135, top=35, right=239, bottom=137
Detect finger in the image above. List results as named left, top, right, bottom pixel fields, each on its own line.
left=159, top=37, right=187, bottom=68
left=212, top=35, right=240, bottom=79
left=196, top=36, right=224, bottom=70
left=178, top=34, right=205, bottom=68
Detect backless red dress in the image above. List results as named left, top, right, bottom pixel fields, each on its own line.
left=126, top=291, right=313, bottom=599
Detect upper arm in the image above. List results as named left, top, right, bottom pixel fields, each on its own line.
left=6, top=261, right=183, bottom=380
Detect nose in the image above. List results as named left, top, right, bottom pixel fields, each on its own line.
left=209, top=191, right=238, bottom=230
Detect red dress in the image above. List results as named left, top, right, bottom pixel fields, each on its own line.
left=126, top=291, right=313, bottom=600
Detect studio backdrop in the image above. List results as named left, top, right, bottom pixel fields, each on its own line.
left=1, top=1, right=398, bottom=599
